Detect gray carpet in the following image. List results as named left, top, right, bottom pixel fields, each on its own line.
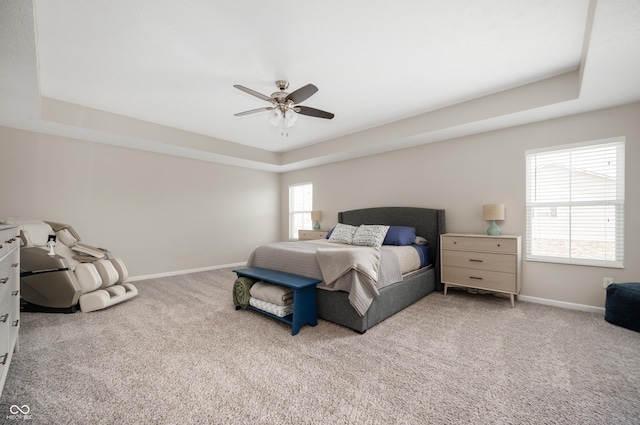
left=1, top=268, right=639, bottom=424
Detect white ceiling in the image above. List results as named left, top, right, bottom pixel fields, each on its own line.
left=1, top=0, right=639, bottom=172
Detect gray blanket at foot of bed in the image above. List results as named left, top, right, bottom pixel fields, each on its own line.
left=247, top=240, right=402, bottom=316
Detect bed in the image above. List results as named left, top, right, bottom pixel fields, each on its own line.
left=247, top=207, right=446, bottom=333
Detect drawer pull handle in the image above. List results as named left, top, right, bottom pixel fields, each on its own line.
left=12, top=263, right=19, bottom=268
left=469, top=276, right=483, bottom=280
left=0, top=353, right=7, bottom=365
left=12, top=319, right=19, bottom=327
left=12, top=290, right=19, bottom=296
left=0, top=278, right=8, bottom=284
left=469, top=259, right=483, bottom=263
left=0, top=314, right=8, bottom=323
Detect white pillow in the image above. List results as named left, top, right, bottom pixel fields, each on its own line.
left=414, top=236, right=428, bottom=246
left=328, top=223, right=358, bottom=244
left=352, top=225, right=390, bottom=247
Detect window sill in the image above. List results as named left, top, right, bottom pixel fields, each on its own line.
left=526, top=256, right=624, bottom=269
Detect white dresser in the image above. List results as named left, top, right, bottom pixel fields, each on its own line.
left=440, top=233, right=522, bottom=307
left=0, top=225, right=20, bottom=396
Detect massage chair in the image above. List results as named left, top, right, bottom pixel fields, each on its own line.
left=1, top=218, right=138, bottom=313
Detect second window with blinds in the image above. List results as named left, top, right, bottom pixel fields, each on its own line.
left=289, top=183, right=313, bottom=240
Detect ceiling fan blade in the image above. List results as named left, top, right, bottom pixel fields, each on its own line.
left=233, top=107, right=274, bottom=117
left=295, top=105, right=334, bottom=120
left=286, top=84, right=318, bottom=104
left=233, top=85, right=272, bottom=102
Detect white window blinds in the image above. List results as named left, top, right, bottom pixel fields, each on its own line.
left=525, top=138, right=625, bottom=268
left=289, top=183, right=313, bottom=239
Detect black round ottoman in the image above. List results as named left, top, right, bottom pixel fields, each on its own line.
left=605, top=282, right=640, bottom=332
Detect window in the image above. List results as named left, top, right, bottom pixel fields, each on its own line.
left=525, top=138, right=625, bottom=268
left=289, top=183, right=313, bottom=239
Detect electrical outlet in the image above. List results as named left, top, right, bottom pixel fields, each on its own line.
left=603, top=277, right=614, bottom=288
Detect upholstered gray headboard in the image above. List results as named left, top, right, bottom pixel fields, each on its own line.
left=338, top=206, right=446, bottom=286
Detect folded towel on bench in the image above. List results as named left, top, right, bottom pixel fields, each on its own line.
left=250, top=281, right=294, bottom=306
left=250, top=297, right=294, bottom=318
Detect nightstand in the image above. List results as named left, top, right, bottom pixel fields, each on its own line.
left=298, top=229, right=329, bottom=240
left=440, top=233, right=522, bottom=307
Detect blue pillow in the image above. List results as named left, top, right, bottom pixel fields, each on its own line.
left=383, top=226, right=416, bottom=246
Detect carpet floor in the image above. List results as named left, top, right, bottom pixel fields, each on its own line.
left=1, top=268, right=639, bottom=424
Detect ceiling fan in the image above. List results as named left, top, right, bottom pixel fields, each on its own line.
left=233, top=80, right=335, bottom=126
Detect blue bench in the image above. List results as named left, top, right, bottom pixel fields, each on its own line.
left=605, top=282, right=640, bottom=333
left=233, top=267, right=320, bottom=336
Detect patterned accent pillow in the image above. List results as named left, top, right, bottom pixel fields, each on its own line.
left=327, top=223, right=358, bottom=244
left=352, top=225, right=390, bottom=247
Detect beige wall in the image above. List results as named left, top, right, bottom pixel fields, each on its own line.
left=280, top=102, right=640, bottom=309
left=0, top=126, right=280, bottom=277
left=1, top=102, right=637, bottom=307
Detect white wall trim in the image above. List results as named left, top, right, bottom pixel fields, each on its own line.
left=128, top=262, right=247, bottom=282
left=518, top=295, right=605, bottom=314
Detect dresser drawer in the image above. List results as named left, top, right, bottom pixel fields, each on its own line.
left=441, top=250, right=516, bottom=274
left=0, top=249, right=18, bottom=301
left=0, top=228, right=19, bottom=260
left=7, top=280, right=19, bottom=345
left=298, top=230, right=328, bottom=240
left=441, top=235, right=517, bottom=254
left=0, top=287, right=16, bottom=330
left=442, top=266, right=517, bottom=293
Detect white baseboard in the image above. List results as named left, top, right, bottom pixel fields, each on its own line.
left=127, top=262, right=247, bottom=282
left=518, top=295, right=605, bottom=315
left=128, top=267, right=606, bottom=315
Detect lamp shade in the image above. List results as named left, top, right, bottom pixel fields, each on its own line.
left=310, top=211, right=322, bottom=221
left=483, top=204, right=505, bottom=221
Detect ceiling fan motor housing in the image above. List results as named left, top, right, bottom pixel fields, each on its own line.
left=275, top=80, right=289, bottom=90
left=271, top=91, right=289, bottom=102
left=272, top=80, right=291, bottom=103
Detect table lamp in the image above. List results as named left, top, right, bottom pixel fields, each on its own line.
left=311, top=211, right=322, bottom=230
left=483, top=204, right=505, bottom=236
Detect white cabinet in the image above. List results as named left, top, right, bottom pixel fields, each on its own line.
left=0, top=225, right=20, bottom=396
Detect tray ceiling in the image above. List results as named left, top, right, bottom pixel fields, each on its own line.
left=1, top=0, right=639, bottom=171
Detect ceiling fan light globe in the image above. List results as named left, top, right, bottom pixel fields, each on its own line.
left=268, top=108, right=282, bottom=126
left=284, top=110, right=297, bottom=128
